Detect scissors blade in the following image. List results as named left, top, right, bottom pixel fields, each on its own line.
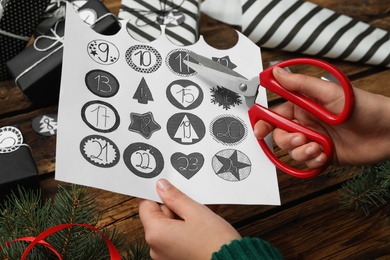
left=184, top=52, right=259, bottom=100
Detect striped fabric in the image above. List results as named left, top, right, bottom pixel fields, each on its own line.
left=119, top=0, right=200, bottom=46
left=203, top=0, right=390, bottom=67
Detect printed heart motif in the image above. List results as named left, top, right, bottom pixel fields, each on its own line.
left=170, top=84, right=200, bottom=108
left=171, top=152, right=204, bottom=180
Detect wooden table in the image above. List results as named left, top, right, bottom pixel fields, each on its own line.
left=1, top=0, right=389, bottom=258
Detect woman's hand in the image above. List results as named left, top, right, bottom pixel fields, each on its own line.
left=139, top=179, right=241, bottom=260
left=254, top=66, right=390, bottom=168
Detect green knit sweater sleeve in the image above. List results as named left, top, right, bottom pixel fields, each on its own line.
left=211, top=237, right=283, bottom=260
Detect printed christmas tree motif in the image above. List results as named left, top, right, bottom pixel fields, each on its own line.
left=174, top=115, right=199, bottom=143
left=39, top=115, right=58, bottom=136
left=212, top=55, right=237, bottom=70
left=133, top=77, right=154, bottom=104
left=211, top=86, right=242, bottom=110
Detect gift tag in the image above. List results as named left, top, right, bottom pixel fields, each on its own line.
left=0, top=126, right=23, bottom=153
left=32, top=114, right=58, bottom=137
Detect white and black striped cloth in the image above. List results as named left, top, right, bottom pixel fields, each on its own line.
left=119, top=0, right=200, bottom=46
left=203, top=0, right=390, bottom=68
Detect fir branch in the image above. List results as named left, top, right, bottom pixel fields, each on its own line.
left=0, top=187, right=54, bottom=258
left=125, top=239, right=152, bottom=260
left=47, top=185, right=101, bottom=259
left=338, top=160, right=390, bottom=216
left=0, top=184, right=151, bottom=259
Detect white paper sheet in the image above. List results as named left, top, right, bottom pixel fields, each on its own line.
left=55, top=4, right=280, bottom=205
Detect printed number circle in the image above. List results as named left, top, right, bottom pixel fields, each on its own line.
left=167, top=113, right=206, bottom=145
left=166, top=79, right=203, bottom=110
left=87, top=39, right=119, bottom=65
left=212, top=149, right=251, bottom=182
left=0, top=126, right=23, bottom=153
left=81, top=100, right=120, bottom=133
left=210, top=115, right=247, bottom=145
left=123, top=142, right=164, bottom=178
left=125, top=45, right=162, bottom=73
left=166, top=49, right=197, bottom=77
left=32, top=114, right=58, bottom=137
left=85, top=69, right=120, bottom=97
left=80, top=135, right=120, bottom=168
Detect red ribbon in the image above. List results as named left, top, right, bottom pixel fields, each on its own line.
left=4, top=236, right=62, bottom=259
left=3, top=223, right=121, bottom=259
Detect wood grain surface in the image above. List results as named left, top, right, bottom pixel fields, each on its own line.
left=1, top=0, right=389, bottom=258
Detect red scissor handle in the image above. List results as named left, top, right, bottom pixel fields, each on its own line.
left=249, top=104, right=334, bottom=178
left=261, top=58, right=355, bottom=125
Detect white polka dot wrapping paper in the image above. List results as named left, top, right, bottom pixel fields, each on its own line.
left=202, top=0, right=390, bottom=68
left=55, top=3, right=281, bottom=205
left=0, top=0, right=50, bottom=81
left=6, top=0, right=121, bottom=106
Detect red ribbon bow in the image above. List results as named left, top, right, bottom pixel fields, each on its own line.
left=3, top=223, right=121, bottom=259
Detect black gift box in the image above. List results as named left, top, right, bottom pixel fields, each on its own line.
left=6, top=20, right=65, bottom=106
left=0, top=146, right=40, bottom=203
left=6, top=0, right=120, bottom=106
left=0, top=0, right=50, bottom=81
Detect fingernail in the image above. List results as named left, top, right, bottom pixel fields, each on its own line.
left=305, top=146, right=315, bottom=156
left=315, top=154, right=325, bottom=163
left=157, top=179, right=171, bottom=191
left=291, top=136, right=304, bottom=146
left=274, top=66, right=288, bottom=74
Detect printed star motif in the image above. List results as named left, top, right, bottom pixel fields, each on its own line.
left=129, top=112, right=161, bottom=139
left=212, top=56, right=237, bottom=70
left=158, top=11, right=185, bottom=26
left=215, top=150, right=250, bottom=181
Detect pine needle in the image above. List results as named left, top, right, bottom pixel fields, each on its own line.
left=338, top=160, right=390, bottom=216
left=0, top=184, right=151, bottom=259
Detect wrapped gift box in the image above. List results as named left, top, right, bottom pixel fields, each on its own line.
left=34, top=0, right=88, bottom=36
left=79, top=0, right=121, bottom=36
left=202, top=0, right=390, bottom=68
left=119, top=0, right=201, bottom=46
left=6, top=0, right=120, bottom=106
left=0, top=128, right=39, bottom=203
left=0, top=0, right=51, bottom=81
left=7, top=19, right=65, bottom=106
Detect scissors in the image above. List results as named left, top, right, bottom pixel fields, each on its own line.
left=185, top=52, right=355, bottom=178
